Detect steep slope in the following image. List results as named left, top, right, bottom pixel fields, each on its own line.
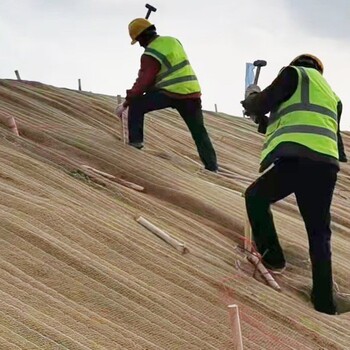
left=0, top=79, right=349, bottom=350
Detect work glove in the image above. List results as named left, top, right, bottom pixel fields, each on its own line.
left=241, top=84, right=261, bottom=117
left=115, top=103, right=126, bottom=118
left=257, top=115, right=268, bottom=134
left=245, top=84, right=261, bottom=98
left=339, top=154, right=348, bottom=163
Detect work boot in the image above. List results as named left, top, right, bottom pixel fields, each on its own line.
left=261, top=249, right=286, bottom=275
left=311, top=260, right=336, bottom=315
left=206, top=167, right=218, bottom=173
left=262, top=260, right=286, bottom=275
left=128, top=142, right=144, bottom=149
left=249, top=251, right=286, bottom=275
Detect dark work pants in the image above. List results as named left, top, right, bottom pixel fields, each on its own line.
left=337, top=110, right=348, bottom=162
left=337, top=130, right=347, bottom=161
left=127, top=92, right=218, bottom=171
left=245, top=158, right=338, bottom=314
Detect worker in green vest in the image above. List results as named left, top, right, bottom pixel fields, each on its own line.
left=115, top=18, right=218, bottom=172
left=241, top=54, right=349, bottom=315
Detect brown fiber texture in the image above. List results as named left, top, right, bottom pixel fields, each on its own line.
left=0, top=79, right=349, bottom=349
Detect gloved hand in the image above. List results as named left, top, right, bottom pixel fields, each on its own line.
left=250, top=114, right=261, bottom=124
left=245, top=84, right=261, bottom=98
left=257, top=115, right=268, bottom=134
left=241, top=94, right=258, bottom=116
left=339, top=154, right=348, bottom=162
left=241, top=84, right=262, bottom=122
left=115, top=103, right=126, bottom=118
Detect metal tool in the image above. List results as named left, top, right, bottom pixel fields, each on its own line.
left=242, top=59, right=267, bottom=119
left=253, top=60, right=267, bottom=84
left=145, top=4, right=157, bottom=19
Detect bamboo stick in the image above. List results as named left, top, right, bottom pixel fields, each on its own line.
left=183, top=155, right=201, bottom=167
left=247, top=253, right=281, bottom=291
left=227, top=304, right=244, bottom=350
left=243, top=210, right=281, bottom=291
left=136, top=216, right=187, bottom=254
left=244, top=211, right=252, bottom=252
left=81, top=165, right=144, bottom=191
left=217, top=170, right=252, bottom=183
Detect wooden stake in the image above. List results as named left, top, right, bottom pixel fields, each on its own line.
left=78, top=79, right=82, bottom=91
left=116, top=95, right=128, bottom=143
left=121, top=108, right=129, bottom=144
left=0, top=111, right=19, bottom=136
left=8, top=116, right=19, bottom=136
left=14, top=70, right=21, bottom=81
left=136, top=216, right=187, bottom=254
left=228, top=305, right=244, bottom=350
left=215, top=104, right=218, bottom=113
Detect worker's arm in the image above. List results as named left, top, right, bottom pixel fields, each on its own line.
left=242, top=66, right=298, bottom=116
left=336, top=100, right=348, bottom=162
left=123, top=54, right=160, bottom=107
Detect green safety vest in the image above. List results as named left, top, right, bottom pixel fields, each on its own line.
left=261, top=66, right=339, bottom=170
left=144, top=36, right=201, bottom=94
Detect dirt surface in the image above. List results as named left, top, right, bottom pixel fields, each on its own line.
left=0, top=79, right=349, bottom=349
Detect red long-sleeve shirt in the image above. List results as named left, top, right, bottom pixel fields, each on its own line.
left=124, top=54, right=201, bottom=106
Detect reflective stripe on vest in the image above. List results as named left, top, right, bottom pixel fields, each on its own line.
left=261, top=67, right=338, bottom=163
left=156, top=75, right=198, bottom=89
left=156, top=60, right=190, bottom=82
left=262, top=124, right=337, bottom=150
left=268, top=68, right=337, bottom=125
left=144, top=36, right=201, bottom=94
left=144, top=47, right=172, bottom=69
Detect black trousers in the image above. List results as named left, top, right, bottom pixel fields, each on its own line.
left=245, top=158, right=338, bottom=314
left=127, top=92, right=218, bottom=171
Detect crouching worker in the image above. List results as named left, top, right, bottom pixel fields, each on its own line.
left=241, top=54, right=349, bottom=315
left=115, top=18, right=218, bottom=172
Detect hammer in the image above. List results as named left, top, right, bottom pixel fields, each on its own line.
left=145, top=4, right=157, bottom=19
left=253, top=60, right=267, bottom=84
left=242, top=59, right=267, bottom=120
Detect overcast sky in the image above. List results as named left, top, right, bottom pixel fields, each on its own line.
left=1, top=0, right=350, bottom=130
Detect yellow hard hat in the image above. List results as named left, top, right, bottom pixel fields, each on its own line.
left=128, top=18, right=153, bottom=45
left=290, top=54, right=324, bottom=74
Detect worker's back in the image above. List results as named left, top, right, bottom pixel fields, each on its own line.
left=260, top=66, right=339, bottom=171
left=144, top=36, right=201, bottom=94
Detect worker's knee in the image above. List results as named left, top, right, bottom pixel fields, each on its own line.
left=245, top=183, right=259, bottom=203
left=245, top=184, right=270, bottom=211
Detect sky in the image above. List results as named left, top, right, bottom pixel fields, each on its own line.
left=1, top=0, right=350, bottom=130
